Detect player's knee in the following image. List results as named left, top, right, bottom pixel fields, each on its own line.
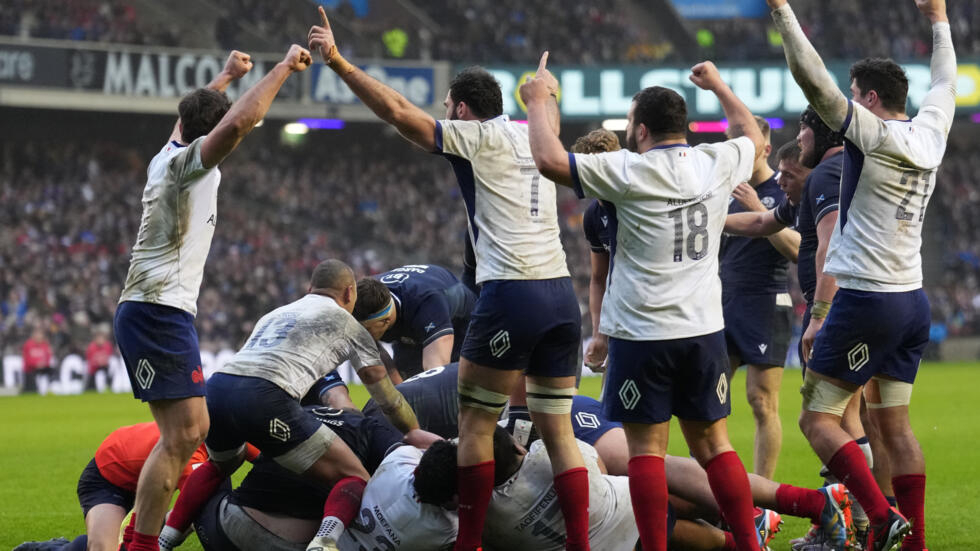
left=747, top=388, right=778, bottom=417
left=159, top=427, right=206, bottom=459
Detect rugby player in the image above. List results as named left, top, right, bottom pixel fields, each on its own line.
left=113, top=45, right=311, bottom=551
left=309, top=12, right=590, bottom=550
left=766, top=0, right=956, bottom=548
left=160, top=260, right=439, bottom=551
left=523, top=60, right=765, bottom=550
left=352, top=264, right=476, bottom=379
left=719, top=116, right=799, bottom=480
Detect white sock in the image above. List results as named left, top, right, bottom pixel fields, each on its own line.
left=313, top=515, right=344, bottom=542
left=857, top=439, right=874, bottom=469
left=158, top=525, right=186, bottom=550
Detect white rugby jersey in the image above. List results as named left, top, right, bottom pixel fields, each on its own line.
left=216, top=294, right=381, bottom=398
left=484, top=440, right=638, bottom=551
left=437, top=116, right=570, bottom=283
left=339, top=446, right=457, bottom=551
left=119, top=137, right=219, bottom=316
left=824, top=100, right=953, bottom=292
left=570, top=138, right=755, bottom=340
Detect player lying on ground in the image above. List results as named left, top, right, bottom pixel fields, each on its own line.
left=159, top=260, right=440, bottom=551
left=766, top=0, right=956, bottom=549
left=310, top=10, right=590, bottom=550
left=112, top=45, right=311, bottom=551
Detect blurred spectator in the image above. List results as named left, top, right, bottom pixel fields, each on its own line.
left=21, top=325, right=52, bottom=393
left=85, top=324, right=113, bottom=392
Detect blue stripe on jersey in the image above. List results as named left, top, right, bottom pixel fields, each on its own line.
left=442, top=154, right=480, bottom=245
left=840, top=101, right=854, bottom=133
left=434, top=121, right=444, bottom=151
left=839, top=139, right=865, bottom=232
left=648, top=143, right=691, bottom=151
left=170, top=140, right=186, bottom=148
left=605, top=202, right=620, bottom=284
left=569, top=152, right=585, bottom=199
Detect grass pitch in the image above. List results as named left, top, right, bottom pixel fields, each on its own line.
left=2, top=362, right=978, bottom=550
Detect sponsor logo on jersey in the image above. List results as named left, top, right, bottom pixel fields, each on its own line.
left=716, top=373, right=729, bottom=405
left=758, top=343, right=768, bottom=354
left=618, top=379, right=641, bottom=410
left=490, top=330, right=511, bottom=358
left=575, top=411, right=600, bottom=429
left=848, top=342, right=870, bottom=371
left=762, top=196, right=775, bottom=209
left=190, top=365, right=204, bottom=384
left=136, top=359, right=155, bottom=389
left=269, top=418, right=291, bottom=442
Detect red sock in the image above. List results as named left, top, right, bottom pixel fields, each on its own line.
left=121, top=514, right=136, bottom=548
left=723, top=531, right=738, bottom=551
left=826, top=441, right=891, bottom=525
left=628, top=455, right=668, bottom=551
left=323, top=476, right=367, bottom=525
left=893, top=474, right=926, bottom=550
left=775, top=484, right=826, bottom=523
left=455, top=461, right=495, bottom=551
left=705, top=451, right=760, bottom=551
left=128, top=532, right=158, bottom=551
left=554, top=467, right=590, bottom=551
left=165, top=461, right=224, bottom=533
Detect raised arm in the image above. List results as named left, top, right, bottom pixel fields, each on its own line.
left=766, top=0, right=848, bottom=130
left=309, top=7, right=437, bottom=151
left=199, top=45, right=311, bottom=169
left=689, top=62, right=765, bottom=158
left=917, top=0, right=956, bottom=121
left=168, top=50, right=253, bottom=143
left=520, top=53, right=572, bottom=186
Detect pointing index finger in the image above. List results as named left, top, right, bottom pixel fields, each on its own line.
left=536, top=51, right=549, bottom=75
left=319, top=6, right=330, bottom=28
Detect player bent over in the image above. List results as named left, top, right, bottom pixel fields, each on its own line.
left=524, top=59, right=767, bottom=551
left=158, top=260, right=439, bottom=551
left=113, top=45, right=311, bottom=551
left=309, top=11, right=590, bottom=550
left=766, top=0, right=956, bottom=549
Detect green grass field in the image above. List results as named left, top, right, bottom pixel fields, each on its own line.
left=2, top=362, right=978, bottom=550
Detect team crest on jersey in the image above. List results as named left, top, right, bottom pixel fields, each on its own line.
left=762, top=196, right=775, bottom=209
left=816, top=194, right=826, bottom=204
left=425, top=322, right=436, bottom=333
left=269, top=418, right=291, bottom=442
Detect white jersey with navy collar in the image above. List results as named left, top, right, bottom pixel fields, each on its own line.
left=436, top=115, right=570, bottom=284
left=824, top=100, right=953, bottom=292
left=119, top=137, right=219, bottom=316
left=483, top=439, right=637, bottom=551
left=570, top=138, right=756, bottom=340
left=339, top=445, right=457, bottom=551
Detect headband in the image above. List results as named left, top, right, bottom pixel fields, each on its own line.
left=364, top=297, right=395, bottom=321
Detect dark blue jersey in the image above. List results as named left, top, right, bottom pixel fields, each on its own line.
left=364, top=363, right=461, bottom=439
left=774, top=151, right=842, bottom=303
left=583, top=200, right=611, bottom=253
left=229, top=407, right=402, bottom=519
left=720, top=174, right=789, bottom=295
left=377, top=264, right=476, bottom=350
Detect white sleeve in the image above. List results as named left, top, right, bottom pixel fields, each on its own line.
left=570, top=149, right=632, bottom=202
left=694, top=137, right=755, bottom=192
left=436, top=119, right=485, bottom=159
left=346, top=320, right=383, bottom=370
left=167, top=136, right=208, bottom=186
left=842, top=100, right=889, bottom=153
left=916, top=22, right=956, bottom=136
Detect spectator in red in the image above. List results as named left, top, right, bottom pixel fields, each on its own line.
left=85, top=325, right=114, bottom=393
left=22, top=326, right=53, bottom=394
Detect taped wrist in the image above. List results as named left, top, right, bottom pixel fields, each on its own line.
left=458, top=381, right=508, bottom=415
left=811, top=300, right=832, bottom=320
left=325, top=44, right=355, bottom=75
left=526, top=382, right=575, bottom=414
left=365, top=378, right=418, bottom=433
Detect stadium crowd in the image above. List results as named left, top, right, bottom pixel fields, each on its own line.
left=0, top=132, right=591, bottom=359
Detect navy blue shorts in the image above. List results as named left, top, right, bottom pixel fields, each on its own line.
left=460, top=278, right=581, bottom=377
left=807, top=288, right=929, bottom=386
left=205, top=373, right=325, bottom=459
left=723, top=293, right=793, bottom=367
left=114, top=301, right=204, bottom=401
left=77, top=459, right=134, bottom=517
left=571, top=396, right=622, bottom=446
left=601, top=331, right=731, bottom=424
left=301, top=371, right=347, bottom=406
left=193, top=490, right=238, bottom=551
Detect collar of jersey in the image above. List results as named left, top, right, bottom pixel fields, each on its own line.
left=170, top=140, right=187, bottom=148
left=646, top=143, right=690, bottom=152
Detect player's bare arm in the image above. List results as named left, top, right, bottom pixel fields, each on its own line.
left=521, top=54, right=572, bottom=186
left=421, top=335, right=454, bottom=371
left=169, top=50, right=253, bottom=143
left=689, top=61, right=765, bottom=157
left=732, top=183, right=800, bottom=262
left=725, top=210, right=785, bottom=237
left=199, top=45, right=311, bottom=169
left=531, top=52, right=562, bottom=137
left=309, top=7, right=437, bottom=151
left=766, top=0, right=848, bottom=130
left=584, top=250, right=610, bottom=372
left=801, top=211, right=839, bottom=363
left=357, top=363, right=441, bottom=447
